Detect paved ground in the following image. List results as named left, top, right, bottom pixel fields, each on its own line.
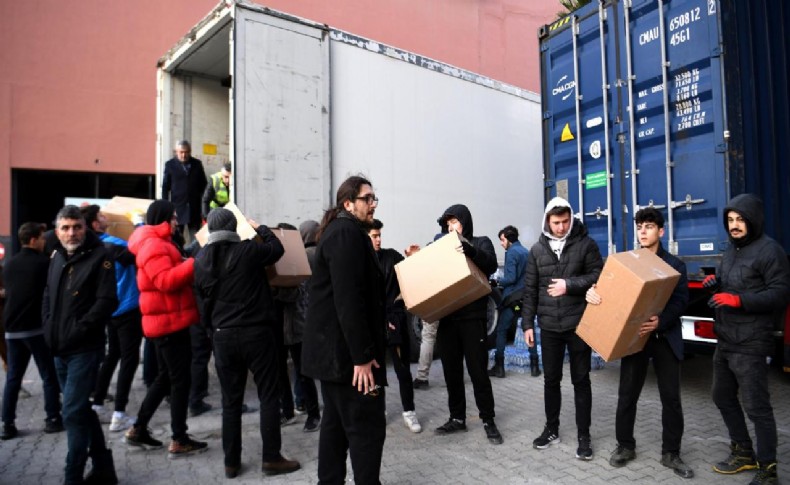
left=1, top=350, right=788, bottom=484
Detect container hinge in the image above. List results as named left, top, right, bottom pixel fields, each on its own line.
left=669, top=240, right=679, bottom=255
left=671, top=194, right=705, bottom=210
left=715, top=143, right=727, bottom=153
left=623, top=0, right=632, bottom=8
left=711, top=46, right=722, bottom=57
left=616, top=133, right=626, bottom=144
left=544, top=180, right=556, bottom=189
left=584, top=207, right=610, bottom=219
left=636, top=200, right=666, bottom=211
left=541, top=42, right=549, bottom=52
left=543, top=111, right=553, bottom=120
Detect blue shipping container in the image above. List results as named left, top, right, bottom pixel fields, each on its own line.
left=539, top=0, right=790, bottom=278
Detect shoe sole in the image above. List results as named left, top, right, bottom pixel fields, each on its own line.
left=168, top=447, right=209, bottom=459
left=576, top=452, right=594, bottom=461
left=609, top=457, right=635, bottom=468
left=262, top=464, right=301, bottom=476
left=712, top=463, right=758, bottom=474
left=533, top=438, right=561, bottom=450
left=123, top=437, right=164, bottom=450
left=435, top=427, right=467, bottom=435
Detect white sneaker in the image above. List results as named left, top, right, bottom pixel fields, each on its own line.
left=92, top=405, right=113, bottom=424
left=403, top=411, right=422, bottom=433
left=109, top=412, right=137, bottom=432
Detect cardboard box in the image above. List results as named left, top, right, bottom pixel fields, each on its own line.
left=266, top=228, right=311, bottom=287
left=195, top=202, right=257, bottom=247
left=101, top=197, right=154, bottom=240
left=575, top=248, right=681, bottom=361
left=394, top=231, right=491, bottom=322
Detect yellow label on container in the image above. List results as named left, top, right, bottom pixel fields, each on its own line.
left=203, top=144, right=218, bottom=155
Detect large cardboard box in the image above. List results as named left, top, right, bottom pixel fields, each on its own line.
left=101, top=197, right=154, bottom=240
left=266, top=228, right=311, bottom=287
left=394, top=231, right=491, bottom=322
left=195, top=202, right=257, bottom=247
left=576, top=248, right=681, bottom=361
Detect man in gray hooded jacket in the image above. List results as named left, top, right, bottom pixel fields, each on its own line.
left=521, top=197, right=602, bottom=460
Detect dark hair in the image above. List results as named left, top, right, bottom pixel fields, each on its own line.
left=18, top=222, right=45, bottom=245
left=546, top=205, right=571, bottom=218
left=276, top=222, right=297, bottom=230
left=634, top=207, right=665, bottom=228
left=318, top=175, right=372, bottom=240
left=498, top=225, right=519, bottom=243
left=80, top=204, right=101, bottom=229
left=55, top=205, right=85, bottom=224
left=370, top=219, right=383, bottom=231
left=222, top=162, right=232, bottom=172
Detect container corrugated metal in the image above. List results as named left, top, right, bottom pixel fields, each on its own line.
left=539, top=0, right=790, bottom=278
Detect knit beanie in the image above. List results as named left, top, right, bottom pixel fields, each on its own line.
left=207, top=208, right=237, bottom=233
left=146, top=200, right=176, bottom=226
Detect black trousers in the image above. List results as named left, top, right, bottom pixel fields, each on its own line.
left=540, top=328, right=591, bottom=436
left=389, top=323, right=415, bottom=412
left=437, top=318, right=495, bottom=421
left=284, top=343, right=320, bottom=419
left=189, top=324, right=212, bottom=408
left=616, top=336, right=684, bottom=453
left=93, top=308, right=143, bottom=411
left=135, top=327, right=192, bottom=440
left=318, top=380, right=385, bottom=485
left=213, top=326, right=282, bottom=466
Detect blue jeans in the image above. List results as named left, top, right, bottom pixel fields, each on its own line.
left=55, top=349, right=108, bottom=484
left=3, top=335, right=61, bottom=425
left=494, top=307, right=538, bottom=360
left=712, top=348, right=777, bottom=463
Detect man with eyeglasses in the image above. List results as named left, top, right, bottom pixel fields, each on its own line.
left=302, top=175, right=388, bottom=484
left=43, top=205, right=119, bottom=484
left=586, top=207, right=693, bottom=478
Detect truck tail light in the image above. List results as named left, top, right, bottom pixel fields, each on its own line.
left=694, top=320, right=716, bottom=339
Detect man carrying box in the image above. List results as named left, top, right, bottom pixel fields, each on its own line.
left=427, top=204, right=502, bottom=444
left=521, top=197, right=602, bottom=460
left=585, top=207, right=693, bottom=478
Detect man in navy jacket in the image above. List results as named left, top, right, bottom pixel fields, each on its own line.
left=162, top=140, right=207, bottom=243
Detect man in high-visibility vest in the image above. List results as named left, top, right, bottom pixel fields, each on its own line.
left=202, top=162, right=231, bottom=219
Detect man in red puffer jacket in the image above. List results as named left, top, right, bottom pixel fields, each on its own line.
left=123, top=199, right=208, bottom=458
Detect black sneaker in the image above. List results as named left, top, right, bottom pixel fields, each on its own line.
left=713, top=442, right=757, bottom=474
left=189, top=400, right=213, bottom=417
left=533, top=427, right=560, bottom=449
left=124, top=426, right=164, bottom=449
left=294, top=404, right=307, bottom=416
left=609, top=444, right=636, bottom=467
left=44, top=417, right=64, bottom=434
left=168, top=435, right=208, bottom=459
left=413, top=378, right=429, bottom=390
left=280, top=415, right=297, bottom=427
left=576, top=436, right=593, bottom=461
left=303, top=416, right=320, bottom=433
left=435, top=418, right=467, bottom=435
left=749, top=462, right=778, bottom=485
left=483, top=421, right=503, bottom=445
left=661, top=452, right=694, bottom=479
left=0, top=423, right=18, bottom=440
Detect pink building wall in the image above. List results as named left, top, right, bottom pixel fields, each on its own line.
left=0, top=0, right=561, bottom=235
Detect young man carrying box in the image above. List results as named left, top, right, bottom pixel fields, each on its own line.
left=586, top=207, right=692, bottom=478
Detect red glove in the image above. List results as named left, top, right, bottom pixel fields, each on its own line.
left=708, top=293, right=741, bottom=308
left=702, top=275, right=719, bottom=289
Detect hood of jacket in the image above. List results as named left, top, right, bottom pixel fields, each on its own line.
left=299, top=219, right=320, bottom=247
left=723, top=193, right=764, bottom=248
left=128, top=221, right=172, bottom=256
left=542, top=196, right=575, bottom=242
left=438, top=204, right=473, bottom=239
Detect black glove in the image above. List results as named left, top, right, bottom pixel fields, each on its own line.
left=702, top=275, right=720, bottom=290
left=460, top=241, right=477, bottom=258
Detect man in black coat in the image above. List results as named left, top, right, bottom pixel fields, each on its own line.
left=521, top=196, right=602, bottom=460
left=43, top=205, right=119, bottom=484
left=1, top=222, right=63, bottom=441
left=586, top=208, right=693, bottom=478
left=302, top=175, right=387, bottom=484
left=427, top=204, right=502, bottom=445
left=706, top=194, right=789, bottom=484
left=162, top=140, right=208, bottom=243
left=193, top=208, right=300, bottom=479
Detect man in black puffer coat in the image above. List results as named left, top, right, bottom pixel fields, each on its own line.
left=521, top=197, right=602, bottom=460
left=431, top=204, right=503, bottom=445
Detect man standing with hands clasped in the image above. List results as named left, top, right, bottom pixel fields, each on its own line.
left=586, top=207, right=693, bottom=478
left=705, top=194, right=789, bottom=485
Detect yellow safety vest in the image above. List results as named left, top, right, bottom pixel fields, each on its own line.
left=209, top=172, right=230, bottom=209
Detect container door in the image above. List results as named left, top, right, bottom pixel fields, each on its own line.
left=622, top=0, right=726, bottom=271
left=231, top=6, right=331, bottom=224
left=540, top=2, right=623, bottom=257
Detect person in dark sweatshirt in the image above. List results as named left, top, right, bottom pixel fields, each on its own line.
left=1, top=222, right=63, bottom=440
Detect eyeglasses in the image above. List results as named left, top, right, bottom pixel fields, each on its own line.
left=355, top=194, right=379, bottom=205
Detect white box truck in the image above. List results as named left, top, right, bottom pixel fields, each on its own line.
left=156, top=0, right=544, bottom=262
